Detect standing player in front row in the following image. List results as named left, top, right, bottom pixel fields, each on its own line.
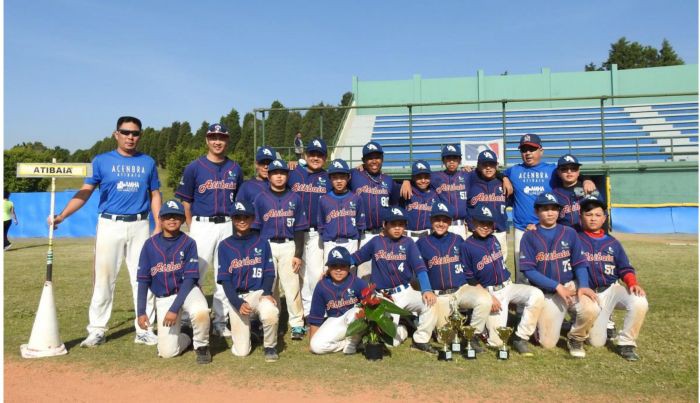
left=518, top=192, right=600, bottom=358
left=218, top=201, right=280, bottom=362
left=577, top=195, right=648, bottom=361
left=467, top=150, right=508, bottom=260
left=136, top=200, right=211, bottom=364
left=308, top=246, right=368, bottom=355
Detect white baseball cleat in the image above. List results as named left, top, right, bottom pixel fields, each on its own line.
left=567, top=338, right=586, bottom=358
left=80, top=332, right=106, bottom=348
left=134, top=330, right=158, bottom=345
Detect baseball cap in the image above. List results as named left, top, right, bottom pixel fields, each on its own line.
left=441, top=144, right=462, bottom=158
left=207, top=123, right=229, bottom=136
left=534, top=192, right=562, bottom=207
left=328, top=159, right=350, bottom=175
left=431, top=201, right=453, bottom=219
left=557, top=154, right=582, bottom=167
left=471, top=203, right=495, bottom=223
left=477, top=150, right=498, bottom=164
left=579, top=194, right=607, bottom=210
left=326, top=246, right=352, bottom=267
left=159, top=199, right=185, bottom=217
left=231, top=200, right=255, bottom=217
left=267, top=159, right=289, bottom=173
left=518, top=133, right=542, bottom=150
left=411, top=160, right=432, bottom=176
left=383, top=206, right=408, bottom=222
left=256, top=146, right=276, bottom=162
left=362, top=141, right=384, bottom=157
left=306, top=138, right=327, bottom=155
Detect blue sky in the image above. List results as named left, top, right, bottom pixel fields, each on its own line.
left=5, top=0, right=698, bottom=151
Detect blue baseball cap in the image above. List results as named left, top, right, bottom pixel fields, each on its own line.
left=256, top=146, right=276, bottom=162
left=362, top=141, right=384, bottom=157
left=411, top=160, right=432, bottom=176
left=267, top=159, right=288, bottom=173
left=431, top=201, right=453, bottom=219
left=557, top=154, right=582, bottom=167
left=441, top=144, right=462, bottom=158
left=477, top=150, right=498, bottom=164
left=231, top=200, right=255, bottom=217
left=306, top=138, right=327, bottom=155
left=383, top=206, right=408, bottom=222
left=519, top=133, right=542, bottom=149
left=534, top=192, right=562, bottom=207
left=159, top=199, right=185, bottom=217
left=326, top=246, right=352, bottom=267
left=328, top=159, right=350, bottom=175
left=471, top=203, right=495, bottom=223
left=580, top=194, right=606, bottom=210
left=207, top=123, right=229, bottom=136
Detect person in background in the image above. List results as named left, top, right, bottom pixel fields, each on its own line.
left=4, top=190, right=18, bottom=250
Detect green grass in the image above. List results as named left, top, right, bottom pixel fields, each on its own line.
left=4, top=233, right=698, bottom=401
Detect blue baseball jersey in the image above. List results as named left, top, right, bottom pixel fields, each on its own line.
left=503, top=162, right=557, bottom=230
left=307, top=274, right=368, bottom=327
left=175, top=156, right=243, bottom=216
left=288, top=166, right=330, bottom=228
left=430, top=170, right=470, bottom=220
left=518, top=224, right=589, bottom=292
left=352, top=235, right=427, bottom=290
left=137, top=232, right=199, bottom=297
left=86, top=150, right=160, bottom=214
left=317, top=191, right=366, bottom=242
left=577, top=232, right=635, bottom=288
left=252, top=188, right=309, bottom=239
left=350, top=168, right=398, bottom=230
left=400, top=186, right=438, bottom=231
left=467, top=172, right=507, bottom=232
left=416, top=232, right=467, bottom=290
left=236, top=178, right=268, bottom=205
left=461, top=235, right=510, bottom=287
left=217, top=232, right=275, bottom=292
left=553, top=184, right=599, bottom=228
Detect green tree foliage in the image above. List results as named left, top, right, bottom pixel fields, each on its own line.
left=220, top=108, right=242, bottom=149
left=234, top=112, right=259, bottom=175
left=165, top=145, right=204, bottom=192
left=586, top=37, right=685, bottom=71
left=263, top=101, right=289, bottom=153
left=3, top=143, right=67, bottom=192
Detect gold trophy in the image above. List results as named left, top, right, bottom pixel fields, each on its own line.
left=436, top=325, right=455, bottom=361
left=496, top=327, right=514, bottom=360
left=447, top=299, right=465, bottom=355
left=460, top=325, right=477, bottom=359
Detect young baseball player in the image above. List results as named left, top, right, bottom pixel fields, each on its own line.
left=553, top=154, right=600, bottom=230
left=318, top=158, right=365, bottom=262
left=308, top=246, right=368, bottom=355
left=218, top=200, right=280, bottom=362
left=253, top=158, right=309, bottom=340
left=462, top=203, right=544, bottom=356
left=518, top=192, right=600, bottom=358
left=416, top=202, right=492, bottom=352
left=288, top=138, right=331, bottom=320
left=136, top=199, right=211, bottom=363
left=50, top=116, right=160, bottom=347
left=236, top=145, right=277, bottom=205
left=175, top=123, right=243, bottom=337
left=401, top=160, right=438, bottom=242
left=577, top=195, right=648, bottom=361
left=467, top=150, right=508, bottom=260
left=351, top=206, right=438, bottom=353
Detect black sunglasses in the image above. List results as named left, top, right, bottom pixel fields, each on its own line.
left=117, top=129, right=142, bottom=137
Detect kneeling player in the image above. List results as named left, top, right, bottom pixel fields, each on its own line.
left=462, top=203, right=544, bottom=356
left=136, top=200, right=211, bottom=364
left=218, top=201, right=280, bottom=362
left=578, top=195, right=648, bottom=361
left=308, top=246, right=368, bottom=355
left=519, top=192, right=600, bottom=358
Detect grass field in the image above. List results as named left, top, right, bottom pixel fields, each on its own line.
left=4, top=233, right=698, bottom=401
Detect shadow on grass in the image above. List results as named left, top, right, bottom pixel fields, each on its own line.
left=6, top=243, right=48, bottom=252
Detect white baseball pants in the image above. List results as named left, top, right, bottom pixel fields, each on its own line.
left=269, top=240, right=304, bottom=328
left=436, top=284, right=492, bottom=332
left=309, top=307, right=362, bottom=354
left=448, top=221, right=470, bottom=240
left=155, top=287, right=210, bottom=358
left=357, top=232, right=379, bottom=280
left=227, top=290, right=279, bottom=356
left=485, top=282, right=544, bottom=346
left=537, top=281, right=601, bottom=348
left=389, top=287, right=437, bottom=344
left=494, top=231, right=508, bottom=263
left=87, top=217, right=155, bottom=336
left=589, top=283, right=648, bottom=347
left=301, top=230, right=324, bottom=317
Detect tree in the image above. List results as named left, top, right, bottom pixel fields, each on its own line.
left=586, top=37, right=685, bottom=71
left=263, top=101, right=289, bottom=152
left=4, top=146, right=51, bottom=192
left=219, top=108, right=242, bottom=150
left=165, top=145, right=204, bottom=192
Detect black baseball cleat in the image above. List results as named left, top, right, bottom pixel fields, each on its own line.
left=607, top=326, right=617, bottom=341
left=411, top=342, right=438, bottom=355
left=264, top=347, right=279, bottom=362
left=512, top=336, right=534, bottom=357
left=470, top=335, right=485, bottom=353
left=195, top=346, right=212, bottom=364
left=617, top=345, right=640, bottom=361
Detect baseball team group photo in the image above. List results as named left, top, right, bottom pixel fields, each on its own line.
left=4, top=1, right=698, bottom=402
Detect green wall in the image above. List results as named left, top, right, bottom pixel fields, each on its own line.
left=609, top=169, right=698, bottom=205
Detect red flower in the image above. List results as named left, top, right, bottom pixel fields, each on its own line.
left=355, top=309, right=366, bottom=319
left=361, top=284, right=376, bottom=298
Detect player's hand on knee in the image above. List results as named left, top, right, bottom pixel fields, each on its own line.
left=400, top=180, right=412, bottom=199
left=556, top=284, right=575, bottom=306
left=263, top=295, right=277, bottom=306
left=240, top=302, right=253, bottom=316
left=577, top=287, right=598, bottom=304
left=629, top=285, right=646, bottom=297
left=137, top=314, right=150, bottom=330
left=490, top=295, right=502, bottom=313
left=422, top=291, right=437, bottom=307
left=163, top=311, right=178, bottom=327
left=292, top=257, right=303, bottom=273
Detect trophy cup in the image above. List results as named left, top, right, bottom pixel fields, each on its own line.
left=496, top=327, right=514, bottom=360
left=436, top=325, right=455, bottom=361
left=460, top=325, right=477, bottom=359
left=447, top=299, right=465, bottom=355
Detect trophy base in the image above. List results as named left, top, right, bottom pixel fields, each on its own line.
left=438, top=350, right=453, bottom=361
left=497, top=349, right=510, bottom=360
left=451, top=343, right=461, bottom=354
left=463, top=348, right=476, bottom=360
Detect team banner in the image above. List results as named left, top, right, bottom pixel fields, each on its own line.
left=17, top=163, right=92, bottom=178
left=460, top=139, right=504, bottom=166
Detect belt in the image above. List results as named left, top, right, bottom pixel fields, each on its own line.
left=303, top=227, right=318, bottom=233
left=333, top=237, right=356, bottom=243
left=594, top=284, right=612, bottom=293
left=488, top=279, right=511, bottom=292
left=194, top=216, right=231, bottom=224
left=450, top=219, right=465, bottom=226
left=406, top=229, right=430, bottom=238
left=100, top=211, right=149, bottom=222
left=269, top=238, right=293, bottom=243
left=434, top=287, right=459, bottom=296
left=364, top=228, right=383, bottom=235
left=380, top=283, right=410, bottom=295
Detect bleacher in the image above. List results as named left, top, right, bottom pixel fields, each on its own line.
left=369, top=101, right=698, bottom=169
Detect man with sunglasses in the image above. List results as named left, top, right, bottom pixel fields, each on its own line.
left=49, top=116, right=161, bottom=347
left=175, top=123, right=243, bottom=338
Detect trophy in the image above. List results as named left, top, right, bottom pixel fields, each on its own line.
left=436, top=325, right=455, bottom=361
left=460, top=325, right=477, bottom=359
left=447, top=299, right=465, bottom=354
left=496, top=327, right=514, bottom=360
